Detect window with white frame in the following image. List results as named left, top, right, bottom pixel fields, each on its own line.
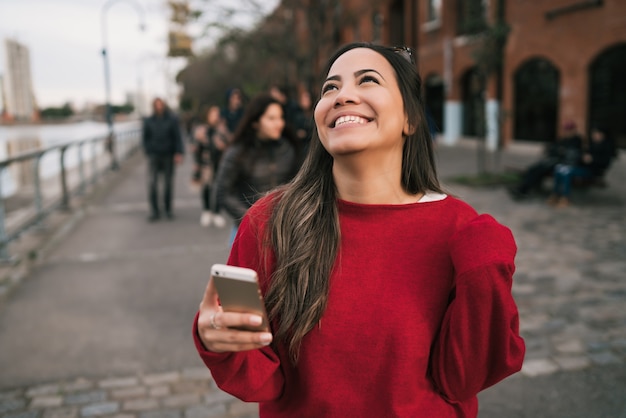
left=428, top=0, right=442, bottom=22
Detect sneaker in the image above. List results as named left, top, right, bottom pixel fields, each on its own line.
left=200, top=211, right=213, bottom=227
left=212, top=214, right=226, bottom=228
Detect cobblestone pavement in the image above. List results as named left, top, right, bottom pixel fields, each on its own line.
left=0, top=368, right=257, bottom=418
left=1, top=141, right=624, bottom=417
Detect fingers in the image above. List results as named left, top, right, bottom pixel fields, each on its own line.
left=198, top=279, right=272, bottom=352
left=197, top=310, right=273, bottom=353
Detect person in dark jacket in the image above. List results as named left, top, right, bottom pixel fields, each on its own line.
left=507, top=120, right=583, bottom=199
left=142, top=97, right=184, bottom=221
left=548, top=126, right=617, bottom=207
left=214, top=94, right=300, bottom=245
left=220, top=88, right=245, bottom=135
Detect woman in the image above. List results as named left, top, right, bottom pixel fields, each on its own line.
left=191, top=105, right=230, bottom=227
left=214, top=94, right=300, bottom=243
left=195, top=43, right=525, bottom=417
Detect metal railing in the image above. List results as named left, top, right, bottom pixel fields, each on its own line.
left=0, top=128, right=142, bottom=261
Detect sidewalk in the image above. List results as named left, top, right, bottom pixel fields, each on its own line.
left=0, top=140, right=625, bottom=417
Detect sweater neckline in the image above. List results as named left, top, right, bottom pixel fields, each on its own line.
left=337, top=192, right=448, bottom=209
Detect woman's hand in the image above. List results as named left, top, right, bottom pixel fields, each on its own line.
left=197, top=277, right=273, bottom=353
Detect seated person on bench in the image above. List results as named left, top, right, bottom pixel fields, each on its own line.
left=548, top=126, right=617, bottom=208
left=508, top=120, right=583, bottom=199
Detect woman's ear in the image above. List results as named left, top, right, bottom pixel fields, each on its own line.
left=402, top=116, right=416, bottom=136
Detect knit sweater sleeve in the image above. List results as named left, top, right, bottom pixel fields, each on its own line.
left=192, top=200, right=285, bottom=402
left=430, top=214, right=525, bottom=402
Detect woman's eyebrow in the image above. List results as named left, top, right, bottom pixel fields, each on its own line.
left=324, top=69, right=385, bottom=83
left=354, top=69, right=384, bottom=79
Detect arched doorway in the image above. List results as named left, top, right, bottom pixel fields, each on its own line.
left=589, top=43, right=626, bottom=148
left=513, top=58, right=559, bottom=142
left=461, top=67, right=485, bottom=137
left=424, top=74, right=444, bottom=135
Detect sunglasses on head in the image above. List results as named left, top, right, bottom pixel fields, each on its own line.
left=390, top=46, right=416, bottom=65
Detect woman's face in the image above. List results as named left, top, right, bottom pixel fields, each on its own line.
left=255, top=103, right=285, bottom=140
left=314, top=48, right=408, bottom=157
left=207, top=106, right=220, bottom=125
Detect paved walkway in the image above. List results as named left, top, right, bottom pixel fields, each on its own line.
left=0, top=140, right=625, bottom=417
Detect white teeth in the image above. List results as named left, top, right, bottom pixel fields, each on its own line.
left=334, top=115, right=368, bottom=127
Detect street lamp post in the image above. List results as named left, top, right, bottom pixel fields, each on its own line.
left=101, top=0, right=146, bottom=170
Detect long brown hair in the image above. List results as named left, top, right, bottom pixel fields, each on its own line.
left=264, top=42, right=443, bottom=364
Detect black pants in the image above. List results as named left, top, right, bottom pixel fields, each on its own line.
left=518, top=159, right=556, bottom=193
left=201, top=182, right=221, bottom=213
left=148, top=154, right=175, bottom=216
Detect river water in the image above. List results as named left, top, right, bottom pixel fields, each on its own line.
left=0, top=120, right=141, bottom=197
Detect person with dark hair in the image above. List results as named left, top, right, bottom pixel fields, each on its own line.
left=548, top=126, right=617, bottom=207
left=508, top=120, right=583, bottom=199
left=268, top=83, right=300, bottom=128
left=194, top=43, right=525, bottom=417
left=142, top=97, right=184, bottom=221
left=191, top=105, right=230, bottom=227
left=220, top=88, right=245, bottom=135
left=291, top=88, right=315, bottom=153
left=213, top=93, right=300, bottom=244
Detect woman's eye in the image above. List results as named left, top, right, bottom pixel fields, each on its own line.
left=360, top=75, right=379, bottom=84
left=321, top=83, right=338, bottom=94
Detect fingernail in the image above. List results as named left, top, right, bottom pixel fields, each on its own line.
left=249, top=315, right=262, bottom=325
left=260, top=333, right=272, bottom=345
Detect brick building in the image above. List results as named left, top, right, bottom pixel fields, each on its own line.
left=285, top=0, right=626, bottom=149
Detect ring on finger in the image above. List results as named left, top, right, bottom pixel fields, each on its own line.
left=209, top=312, right=221, bottom=330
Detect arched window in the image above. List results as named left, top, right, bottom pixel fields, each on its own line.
left=513, top=58, right=559, bottom=142
left=589, top=43, right=626, bottom=148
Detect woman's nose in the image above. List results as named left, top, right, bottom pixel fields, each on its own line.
left=334, top=85, right=359, bottom=107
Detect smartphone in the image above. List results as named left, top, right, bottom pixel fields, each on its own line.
left=210, top=264, right=269, bottom=332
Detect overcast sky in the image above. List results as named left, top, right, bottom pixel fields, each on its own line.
left=0, top=0, right=278, bottom=109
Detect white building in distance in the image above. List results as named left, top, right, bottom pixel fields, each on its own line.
left=3, top=38, right=37, bottom=121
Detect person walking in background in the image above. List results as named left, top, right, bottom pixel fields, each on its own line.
left=191, top=105, right=229, bottom=227
left=507, top=120, right=583, bottom=199
left=194, top=42, right=524, bottom=417
left=142, top=97, right=184, bottom=222
left=548, top=126, right=617, bottom=208
left=292, top=88, right=314, bottom=154
left=268, top=83, right=300, bottom=131
left=220, top=88, right=245, bottom=135
left=213, top=94, right=300, bottom=245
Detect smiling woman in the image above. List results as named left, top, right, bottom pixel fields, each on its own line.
left=193, top=42, right=525, bottom=418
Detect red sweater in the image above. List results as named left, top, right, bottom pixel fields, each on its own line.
left=193, top=195, right=525, bottom=417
